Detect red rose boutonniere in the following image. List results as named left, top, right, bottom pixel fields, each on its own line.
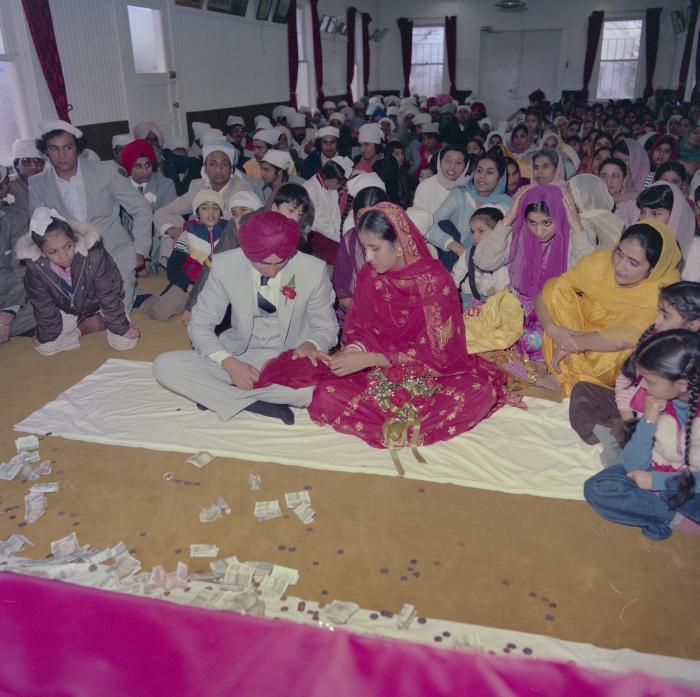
left=281, top=275, right=297, bottom=302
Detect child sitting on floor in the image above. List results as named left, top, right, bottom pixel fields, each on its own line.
left=17, top=207, right=140, bottom=356
left=570, top=281, right=700, bottom=464
left=141, top=189, right=227, bottom=321
left=584, top=329, right=700, bottom=541
left=451, top=207, right=510, bottom=309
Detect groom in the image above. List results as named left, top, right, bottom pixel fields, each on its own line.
left=153, top=211, right=339, bottom=423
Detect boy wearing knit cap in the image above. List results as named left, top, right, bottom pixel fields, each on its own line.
left=154, top=210, right=338, bottom=423
left=141, top=188, right=226, bottom=321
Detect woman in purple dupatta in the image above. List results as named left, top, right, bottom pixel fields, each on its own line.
left=333, top=186, right=388, bottom=325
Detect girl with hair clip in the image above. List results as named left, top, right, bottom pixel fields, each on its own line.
left=570, top=281, right=700, bottom=464
left=16, top=207, right=140, bottom=355
left=584, top=329, right=700, bottom=541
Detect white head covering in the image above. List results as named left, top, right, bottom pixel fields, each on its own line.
left=358, top=123, right=383, bottom=144
left=165, top=134, right=188, bottom=151
left=255, top=115, right=274, bottom=131
left=229, top=190, right=263, bottom=211
left=202, top=139, right=239, bottom=167
left=387, top=106, right=400, bottom=116
left=201, top=128, right=224, bottom=145
left=317, top=126, right=339, bottom=140
left=30, top=207, right=67, bottom=237
left=272, top=105, right=288, bottom=122
left=346, top=172, right=386, bottom=198
left=111, top=134, right=132, bottom=149
left=421, top=122, right=440, bottom=136
left=254, top=129, right=281, bottom=146
left=12, top=139, right=44, bottom=160
left=39, top=120, right=82, bottom=139
left=328, top=112, right=345, bottom=125
left=298, top=105, right=311, bottom=115
left=262, top=149, right=294, bottom=174
left=287, top=112, right=306, bottom=129
left=645, top=181, right=696, bottom=261
left=192, top=188, right=225, bottom=214
left=226, top=115, right=245, bottom=128
left=568, top=173, right=623, bottom=249
left=478, top=117, right=492, bottom=130
left=484, top=131, right=507, bottom=150
left=413, top=113, right=432, bottom=126
left=330, top=155, right=354, bottom=178
left=322, top=100, right=336, bottom=110
left=192, top=121, right=211, bottom=141
left=337, top=100, right=348, bottom=108
left=385, top=96, right=401, bottom=107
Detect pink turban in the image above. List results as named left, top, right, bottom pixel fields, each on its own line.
left=238, top=211, right=300, bottom=262
left=132, top=121, right=164, bottom=148
left=120, top=139, right=155, bottom=174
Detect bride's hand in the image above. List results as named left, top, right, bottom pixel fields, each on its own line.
left=328, top=351, right=374, bottom=376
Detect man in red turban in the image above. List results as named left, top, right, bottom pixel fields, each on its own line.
left=119, top=139, right=176, bottom=271
left=153, top=210, right=339, bottom=423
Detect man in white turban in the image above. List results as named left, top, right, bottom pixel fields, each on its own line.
left=10, top=139, right=46, bottom=216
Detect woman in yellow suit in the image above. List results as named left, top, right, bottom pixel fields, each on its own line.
left=535, top=221, right=681, bottom=396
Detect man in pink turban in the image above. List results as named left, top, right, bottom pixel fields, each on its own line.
left=153, top=211, right=339, bottom=423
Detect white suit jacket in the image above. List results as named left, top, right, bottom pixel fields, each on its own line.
left=188, top=248, right=339, bottom=358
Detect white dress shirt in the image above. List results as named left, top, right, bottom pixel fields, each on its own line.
left=53, top=163, right=87, bottom=221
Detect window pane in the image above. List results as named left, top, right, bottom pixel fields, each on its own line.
left=596, top=19, right=642, bottom=100
left=597, top=60, right=639, bottom=100
left=127, top=5, right=167, bottom=73
left=410, top=25, right=444, bottom=95
left=0, top=61, right=25, bottom=162
left=0, top=19, right=6, bottom=53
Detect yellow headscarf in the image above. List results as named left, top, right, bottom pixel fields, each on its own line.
left=545, top=219, right=681, bottom=345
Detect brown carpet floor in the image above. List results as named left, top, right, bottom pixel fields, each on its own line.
left=1, top=275, right=699, bottom=661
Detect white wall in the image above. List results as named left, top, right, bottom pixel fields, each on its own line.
left=15, top=0, right=380, bottom=134
left=375, top=0, right=690, bottom=100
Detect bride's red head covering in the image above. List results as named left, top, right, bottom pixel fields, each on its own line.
left=238, top=211, right=300, bottom=261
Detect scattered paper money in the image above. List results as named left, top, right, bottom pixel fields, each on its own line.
left=199, top=497, right=231, bottom=523
left=258, top=564, right=299, bottom=598
left=190, top=544, right=220, bottom=558
left=215, top=590, right=265, bottom=616
left=15, top=435, right=39, bottom=452
left=223, top=561, right=254, bottom=591
left=248, top=474, right=261, bottom=490
left=23, top=492, right=47, bottom=523
left=292, top=502, right=315, bottom=525
left=186, top=451, right=214, bottom=469
left=27, top=460, right=52, bottom=481
left=51, top=532, right=79, bottom=557
left=190, top=588, right=222, bottom=607
left=0, top=453, right=29, bottom=481
left=150, top=562, right=188, bottom=591
left=109, top=550, right=141, bottom=579
left=397, top=603, right=417, bottom=630
left=321, top=600, right=360, bottom=625
left=284, top=491, right=311, bottom=509
left=210, top=555, right=240, bottom=578
left=29, top=482, right=59, bottom=494
left=0, top=534, right=32, bottom=557
left=22, top=451, right=40, bottom=465
left=254, top=500, right=281, bottom=521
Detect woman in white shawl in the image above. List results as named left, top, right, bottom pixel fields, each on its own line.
left=539, top=130, right=580, bottom=179
left=568, top=173, right=625, bottom=249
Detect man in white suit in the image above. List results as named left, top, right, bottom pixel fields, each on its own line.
left=153, top=211, right=339, bottom=423
left=28, top=120, right=152, bottom=310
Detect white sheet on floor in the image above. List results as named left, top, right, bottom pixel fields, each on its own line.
left=14, top=358, right=604, bottom=501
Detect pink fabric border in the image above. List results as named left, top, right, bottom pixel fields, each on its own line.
left=0, top=573, right=696, bottom=697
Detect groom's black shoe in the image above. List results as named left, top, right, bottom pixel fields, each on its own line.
left=244, top=401, right=295, bottom=425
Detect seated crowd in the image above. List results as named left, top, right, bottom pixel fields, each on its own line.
left=1, top=87, right=698, bottom=541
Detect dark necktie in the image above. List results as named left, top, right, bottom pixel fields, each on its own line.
left=138, top=185, right=144, bottom=194
left=257, top=275, right=276, bottom=314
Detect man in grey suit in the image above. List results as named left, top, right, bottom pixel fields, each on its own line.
left=28, top=120, right=153, bottom=310
left=153, top=211, right=339, bottom=423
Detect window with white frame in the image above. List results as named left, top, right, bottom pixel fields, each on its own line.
left=296, top=3, right=313, bottom=109
left=127, top=5, right=167, bottom=73
left=596, top=19, right=643, bottom=100
left=410, top=25, right=445, bottom=97
left=0, top=19, right=28, bottom=162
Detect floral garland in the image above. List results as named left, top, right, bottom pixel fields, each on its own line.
left=367, top=363, right=441, bottom=475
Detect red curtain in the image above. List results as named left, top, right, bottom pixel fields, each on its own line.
left=287, top=0, right=298, bottom=108
left=346, top=7, right=358, bottom=103
left=21, top=0, right=71, bottom=121
left=397, top=18, right=413, bottom=98
left=361, top=12, right=372, bottom=97
left=445, top=16, right=457, bottom=98
left=309, top=0, right=325, bottom=108
left=643, top=8, right=663, bottom=98
left=581, top=10, right=605, bottom=100
left=679, top=0, right=700, bottom=99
